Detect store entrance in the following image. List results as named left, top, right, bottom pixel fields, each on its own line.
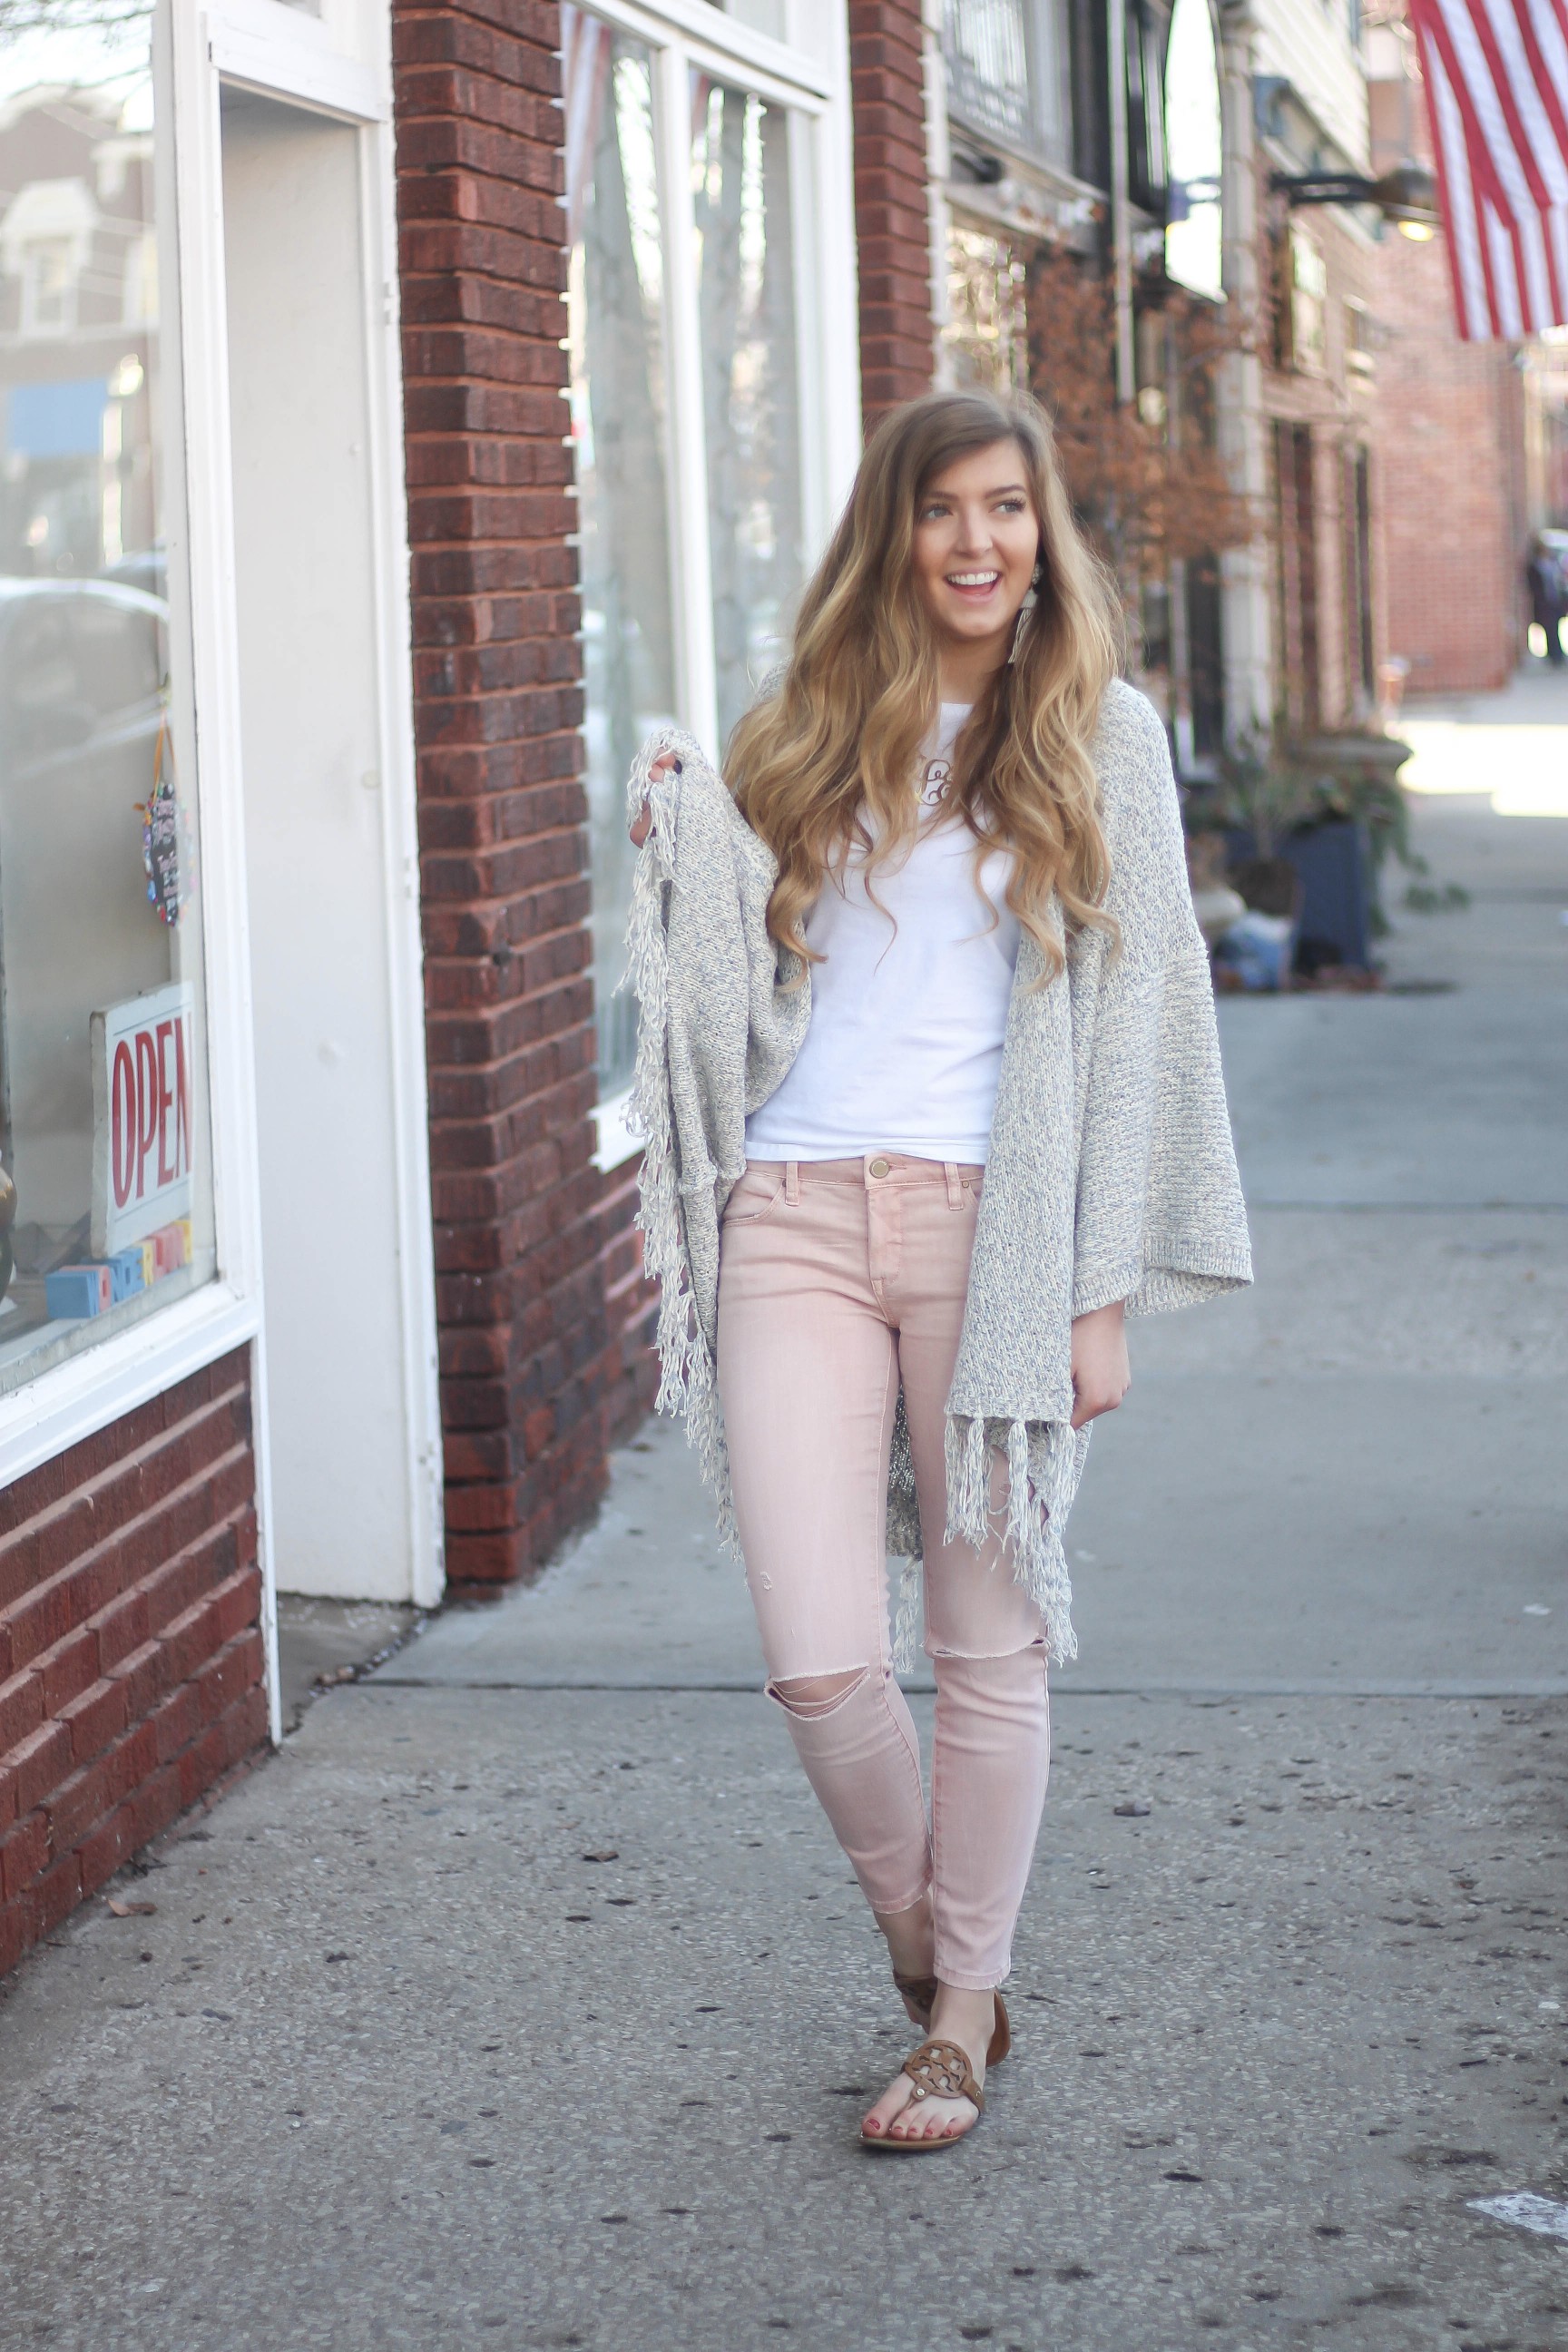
left=220, top=88, right=441, bottom=1606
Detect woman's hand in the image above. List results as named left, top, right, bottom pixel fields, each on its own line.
left=1070, top=1298, right=1130, bottom=1429
left=630, top=750, right=680, bottom=847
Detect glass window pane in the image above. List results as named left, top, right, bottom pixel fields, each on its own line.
left=944, top=0, right=1033, bottom=145
left=707, top=0, right=788, bottom=40
left=0, top=4, right=216, bottom=1392
left=564, top=7, right=678, bottom=1100
left=1164, top=0, right=1224, bottom=300
left=691, top=76, right=805, bottom=748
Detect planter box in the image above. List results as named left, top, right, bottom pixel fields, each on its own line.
left=1225, top=818, right=1375, bottom=972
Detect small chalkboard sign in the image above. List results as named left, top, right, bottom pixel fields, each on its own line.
left=135, top=719, right=194, bottom=928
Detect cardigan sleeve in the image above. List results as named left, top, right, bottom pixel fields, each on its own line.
left=1069, top=684, right=1253, bottom=1318
left=624, top=727, right=808, bottom=1359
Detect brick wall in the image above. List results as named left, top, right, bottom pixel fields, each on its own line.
left=1368, top=68, right=1526, bottom=695
left=0, top=1348, right=263, bottom=1977
left=1374, top=230, right=1525, bottom=695
left=848, top=0, right=935, bottom=418
left=393, top=0, right=652, bottom=1583
left=391, top=0, right=927, bottom=1585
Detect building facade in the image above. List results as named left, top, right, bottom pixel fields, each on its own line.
left=0, top=0, right=938, bottom=1975
left=929, top=0, right=1419, bottom=752
left=1365, top=9, right=1530, bottom=695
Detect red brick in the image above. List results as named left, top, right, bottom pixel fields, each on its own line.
left=177, top=1721, right=230, bottom=1811
left=220, top=1682, right=270, bottom=1766
left=151, top=1681, right=202, bottom=1767
left=59, top=1676, right=129, bottom=1766
left=105, top=1638, right=169, bottom=1720
left=848, top=0, right=932, bottom=416
left=128, top=1760, right=183, bottom=1849
left=0, top=1668, right=41, bottom=1756
left=89, top=1584, right=149, bottom=1671
left=48, top=1712, right=159, bottom=1856
left=35, top=1622, right=100, bottom=1716
left=45, top=1752, right=115, bottom=1857
left=193, top=1628, right=263, bottom=1728
left=210, top=1566, right=260, bottom=1650
left=77, top=1803, right=138, bottom=1897
left=141, top=1533, right=226, bottom=1641
left=0, top=1808, right=48, bottom=1902
left=3, top=1719, right=72, bottom=1818
left=20, top=1850, right=82, bottom=1943
left=160, top=1592, right=224, bottom=1689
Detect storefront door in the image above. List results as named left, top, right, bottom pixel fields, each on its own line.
left=215, top=51, right=441, bottom=1607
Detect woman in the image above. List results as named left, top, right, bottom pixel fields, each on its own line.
left=626, top=389, right=1250, bottom=2151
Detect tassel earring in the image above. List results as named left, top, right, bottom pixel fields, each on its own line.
left=1008, top=560, right=1045, bottom=665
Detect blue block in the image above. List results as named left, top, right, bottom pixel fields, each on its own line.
left=103, top=1249, right=146, bottom=1304
left=46, top=1267, right=106, bottom=1319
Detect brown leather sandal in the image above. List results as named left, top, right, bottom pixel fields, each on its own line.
left=892, top=1975, right=1011, bottom=2069
left=861, top=2037, right=985, bottom=2151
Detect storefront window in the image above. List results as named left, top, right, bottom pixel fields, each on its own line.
left=691, top=76, right=804, bottom=747
left=564, top=7, right=679, bottom=1097
left=564, top=3, right=820, bottom=1110
left=0, top=5, right=215, bottom=1389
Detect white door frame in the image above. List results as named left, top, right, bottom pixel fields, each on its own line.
left=194, top=0, right=445, bottom=1628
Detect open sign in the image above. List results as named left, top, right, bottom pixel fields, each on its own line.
left=90, top=980, right=195, bottom=1255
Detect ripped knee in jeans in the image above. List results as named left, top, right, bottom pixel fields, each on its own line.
left=767, top=1667, right=869, bottom=1720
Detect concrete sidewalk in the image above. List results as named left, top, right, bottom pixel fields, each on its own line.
left=1, top=724, right=1564, bottom=2352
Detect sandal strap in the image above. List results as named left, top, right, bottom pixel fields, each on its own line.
left=901, top=2037, right=984, bottom=2113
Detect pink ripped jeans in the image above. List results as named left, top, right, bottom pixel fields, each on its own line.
left=716, top=1153, right=1049, bottom=1991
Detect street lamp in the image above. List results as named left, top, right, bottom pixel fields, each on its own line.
left=1269, top=161, right=1441, bottom=240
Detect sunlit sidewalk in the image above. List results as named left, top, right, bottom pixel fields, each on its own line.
left=1397, top=659, right=1568, bottom=818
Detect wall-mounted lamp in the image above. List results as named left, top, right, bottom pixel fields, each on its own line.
left=1269, top=161, right=1440, bottom=240
left=951, top=147, right=1005, bottom=187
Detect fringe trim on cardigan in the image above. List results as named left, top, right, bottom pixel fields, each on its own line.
left=942, top=1414, right=1083, bottom=1670
left=623, top=737, right=738, bottom=1551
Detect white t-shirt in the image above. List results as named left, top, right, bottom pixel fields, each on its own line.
left=744, top=702, right=1020, bottom=1166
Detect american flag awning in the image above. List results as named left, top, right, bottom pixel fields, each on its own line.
left=1406, top=0, right=1568, bottom=338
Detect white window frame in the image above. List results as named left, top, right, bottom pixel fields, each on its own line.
left=577, top=0, right=863, bottom=1166
left=0, top=0, right=439, bottom=1739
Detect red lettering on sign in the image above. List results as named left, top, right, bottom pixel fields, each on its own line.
left=134, top=1030, right=158, bottom=1200
left=155, top=1020, right=176, bottom=1185
left=112, top=1040, right=135, bottom=1207
left=174, top=1014, right=191, bottom=1172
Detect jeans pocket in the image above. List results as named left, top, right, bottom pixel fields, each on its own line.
left=721, top=1168, right=788, bottom=1226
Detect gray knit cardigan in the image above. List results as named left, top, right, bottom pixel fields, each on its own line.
left=623, top=678, right=1252, bottom=1666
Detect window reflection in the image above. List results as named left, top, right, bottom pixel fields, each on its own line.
left=691, top=76, right=804, bottom=747
left=564, top=7, right=678, bottom=1098
left=944, top=0, right=1032, bottom=144
left=1164, top=0, right=1224, bottom=302
left=0, top=3, right=212, bottom=1386
left=710, top=0, right=788, bottom=39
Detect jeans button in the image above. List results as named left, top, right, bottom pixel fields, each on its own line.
left=868, top=1156, right=890, bottom=1179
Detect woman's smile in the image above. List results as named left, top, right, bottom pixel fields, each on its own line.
left=912, top=439, right=1041, bottom=695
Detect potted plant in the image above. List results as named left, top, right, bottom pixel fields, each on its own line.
left=1189, top=725, right=1428, bottom=978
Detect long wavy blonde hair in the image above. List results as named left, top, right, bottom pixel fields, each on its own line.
left=726, top=388, right=1123, bottom=977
